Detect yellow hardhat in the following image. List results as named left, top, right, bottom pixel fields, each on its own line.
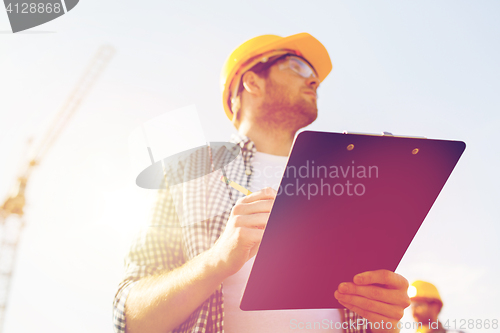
left=220, top=33, right=332, bottom=121
left=408, top=280, right=443, bottom=307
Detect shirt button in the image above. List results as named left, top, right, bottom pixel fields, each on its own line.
left=245, top=169, right=252, bottom=176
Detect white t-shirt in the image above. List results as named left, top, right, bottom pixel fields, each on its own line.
left=223, top=151, right=342, bottom=332
left=248, top=150, right=288, bottom=193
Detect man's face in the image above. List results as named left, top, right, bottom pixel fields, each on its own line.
left=411, top=298, right=441, bottom=324
left=258, top=56, right=320, bottom=130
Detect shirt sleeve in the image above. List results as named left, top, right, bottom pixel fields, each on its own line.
left=112, top=186, right=185, bottom=333
left=342, top=309, right=372, bottom=333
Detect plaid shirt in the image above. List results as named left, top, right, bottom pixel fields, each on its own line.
left=113, top=132, right=370, bottom=333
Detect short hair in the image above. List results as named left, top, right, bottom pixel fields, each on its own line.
left=236, top=55, right=286, bottom=95
left=231, top=54, right=289, bottom=128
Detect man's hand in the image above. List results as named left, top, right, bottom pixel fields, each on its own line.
left=334, top=269, right=410, bottom=333
left=210, top=187, right=277, bottom=278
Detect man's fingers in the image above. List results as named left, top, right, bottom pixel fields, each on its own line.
left=238, top=187, right=277, bottom=203
left=334, top=291, right=404, bottom=320
left=353, top=270, right=409, bottom=290
left=337, top=282, right=409, bottom=307
left=242, top=226, right=265, bottom=244
left=233, top=213, right=270, bottom=229
left=232, top=199, right=274, bottom=216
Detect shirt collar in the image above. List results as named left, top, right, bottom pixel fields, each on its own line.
left=229, top=131, right=257, bottom=169
left=230, top=131, right=255, bottom=151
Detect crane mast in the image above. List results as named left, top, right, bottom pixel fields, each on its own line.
left=0, top=45, right=115, bottom=332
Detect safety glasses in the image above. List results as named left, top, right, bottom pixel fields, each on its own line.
left=278, top=56, right=317, bottom=78
left=230, top=52, right=318, bottom=104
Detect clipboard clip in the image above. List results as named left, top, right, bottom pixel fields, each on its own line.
left=342, top=131, right=427, bottom=139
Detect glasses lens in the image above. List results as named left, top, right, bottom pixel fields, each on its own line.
left=287, top=57, right=316, bottom=78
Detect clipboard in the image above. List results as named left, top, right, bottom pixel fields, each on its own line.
left=240, top=131, right=466, bottom=311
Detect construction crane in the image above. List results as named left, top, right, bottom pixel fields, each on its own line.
left=0, top=45, right=115, bottom=332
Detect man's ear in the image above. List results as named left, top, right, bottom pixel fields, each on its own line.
left=241, top=71, right=263, bottom=97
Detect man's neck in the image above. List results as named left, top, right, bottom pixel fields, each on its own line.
left=238, top=122, right=295, bottom=156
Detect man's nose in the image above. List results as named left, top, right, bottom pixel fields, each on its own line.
left=306, top=75, right=319, bottom=90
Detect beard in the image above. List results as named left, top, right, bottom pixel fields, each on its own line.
left=257, top=77, right=318, bottom=131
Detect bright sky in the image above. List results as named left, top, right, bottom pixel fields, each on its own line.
left=1, top=1, right=499, bottom=332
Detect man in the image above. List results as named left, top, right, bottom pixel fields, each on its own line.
left=113, top=33, right=410, bottom=333
left=409, top=280, right=464, bottom=333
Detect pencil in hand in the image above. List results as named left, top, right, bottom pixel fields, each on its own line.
left=220, top=176, right=252, bottom=196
